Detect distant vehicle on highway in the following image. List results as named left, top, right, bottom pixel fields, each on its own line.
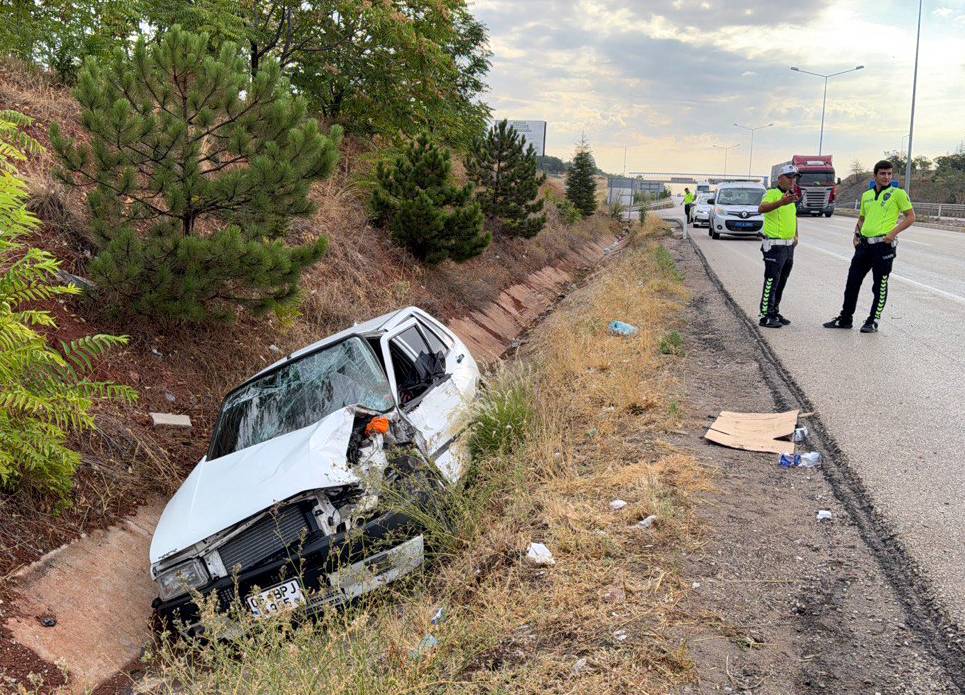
left=708, top=181, right=766, bottom=239
left=696, top=180, right=712, bottom=196
left=690, top=192, right=714, bottom=227
left=771, top=155, right=837, bottom=217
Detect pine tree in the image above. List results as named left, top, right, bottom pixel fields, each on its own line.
left=0, top=111, right=135, bottom=496
left=372, top=134, right=489, bottom=264
left=566, top=138, right=598, bottom=217
left=466, top=120, right=546, bottom=238
left=50, top=26, right=342, bottom=323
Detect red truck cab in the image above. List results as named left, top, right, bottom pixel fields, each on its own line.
left=791, top=155, right=836, bottom=217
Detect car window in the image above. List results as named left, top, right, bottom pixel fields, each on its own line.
left=717, top=188, right=764, bottom=206
left=209, top=337, right=395, bottom=459
left=391, top=326, right=447, bottom=406
left=417, top=319, right=449, bottom=355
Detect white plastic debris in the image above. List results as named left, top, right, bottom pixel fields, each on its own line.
left=613, top=629, right=628, bottom=642
left=571, top=657, right=588, bottom=675
left=269, top=344, right=283, bottom=355
left=799, top=452, right=822, bottom=468
left=638, top=515, right=657, bottom=529
left=526, top=542, right=556, bottom=566
left=816, top=510, right=833, bottom=521
left=431, top=607, right=447, bottom=625
left=409, top=634, right=438, bottom=659
left=609, top=499, right=628, bottom=511
left=793, top=426, right=809, bottom=442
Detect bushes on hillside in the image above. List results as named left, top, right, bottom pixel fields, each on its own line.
left=0, top=112, right=135, bottom=496
left=51, top=27, right=342, bottom=323
left=371, top=134, right=489, bottom=264
left=466, top=120, right=546, bottom=238
left=566, top=139, right=598, bottom=217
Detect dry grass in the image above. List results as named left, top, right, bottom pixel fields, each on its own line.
left=138, top=216, right=711, bottom=694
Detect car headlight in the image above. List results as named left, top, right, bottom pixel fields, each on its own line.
left=156, top=559, right=209, bottom=600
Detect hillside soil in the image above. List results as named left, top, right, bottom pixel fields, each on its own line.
left=663, top=233, right=958, bottom=693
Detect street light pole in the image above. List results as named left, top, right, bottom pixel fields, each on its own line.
left=790, top=65, right=864, bottom=154
left=713, top=143, right=741, bottom=177
left=734, top=122, right=774, bottom=176
left=905, top=0, right=923, bottom=197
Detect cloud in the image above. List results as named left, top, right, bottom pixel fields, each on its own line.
left=472, top=0, right=965, bottom=174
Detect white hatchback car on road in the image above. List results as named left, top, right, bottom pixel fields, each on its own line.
left=690, top=192, right=714, bottom=227
left=708, top=181, right=767, bottom=239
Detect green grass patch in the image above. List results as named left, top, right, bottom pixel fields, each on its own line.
left=659, top=330, right=684, bottom=356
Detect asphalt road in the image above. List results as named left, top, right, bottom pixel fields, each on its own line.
left=662, top=203, right=965, bottom=626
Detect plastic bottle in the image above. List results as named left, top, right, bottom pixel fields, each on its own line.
left=608, top=320, right=639, bottom=337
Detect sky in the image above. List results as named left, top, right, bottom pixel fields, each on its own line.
left=470, top=0, right=965, bottom=180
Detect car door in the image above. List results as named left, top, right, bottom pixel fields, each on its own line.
left=379, top=319, right=475, bottom=483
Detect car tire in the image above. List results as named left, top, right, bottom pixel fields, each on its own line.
left=824, top=211, right=833, bottom=218
left=710, top=230, right=720, bottom=239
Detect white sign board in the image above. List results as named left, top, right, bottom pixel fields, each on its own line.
left=506, top=120, right=547, bottom=157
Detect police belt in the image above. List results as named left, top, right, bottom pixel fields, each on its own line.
left=761, top=238, right=795, bottom=251
left=861, top=235, right=894, bottom=245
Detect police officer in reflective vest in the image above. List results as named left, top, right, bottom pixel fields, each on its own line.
left=824, top=159, right=916, bottom=333
left=756, top=164, right=801, bottom=328
left=683, top=188, right=695, bottom=222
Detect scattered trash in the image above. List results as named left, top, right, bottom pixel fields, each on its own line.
left=431, top=607, right=447, bottom=625
left=149, top=412, right=192, bottom=429
left=571, top=657, right=588, bottom=675
left=150, top=347, right=163, bottom=358
left=163, top=391, right=177, bottom=403
left=269, top=344, right=283, bottom=355
left=608, top=320, right=639, bottom=337
left=816, top=510, right=833, bottom=522
left=612, top=629, right=628, bottom=642
left=40, top=616, right=57, bottom=628
left=410, top=634, right=439, bottom=659
left=692, top=581, right=701, bottom=589
left=793, top=426, right=809, bottom=443
left=526, top=542, right=556, bottom=566
left=602, top=585, right=626, bottom=604
left=638, top=515, right=657, bottom=529
left=704, top=409, right=800, bottom=454
left=609, top=499, right=627, bottom=511
left=779, top=452, right=822, bottom=469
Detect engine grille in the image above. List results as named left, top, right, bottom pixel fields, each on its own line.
left=219, top=504, right=313, bottom=572
left=804, top=189, right=829, bottom=207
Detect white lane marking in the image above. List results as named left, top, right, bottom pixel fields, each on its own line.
left=799, top=241, right=965, bottom=306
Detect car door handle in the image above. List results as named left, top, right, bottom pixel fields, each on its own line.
left=456, top=353, right=465, bottom=363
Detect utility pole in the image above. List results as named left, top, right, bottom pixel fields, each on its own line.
left=713, top=143, right=741, bottom=177
left=734, top=122, right=774, bottom=176
left=905, top=0, right=923, bottom=197
left=790, top=65, right=864, bottom=154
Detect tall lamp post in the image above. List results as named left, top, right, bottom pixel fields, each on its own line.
left=789, top=64, right=864, bottom=154
left=734, top=122, right=773, bottom=177
left=905, top=0, right=923, bottom=197
left=713, top=143, right=741, bottom=177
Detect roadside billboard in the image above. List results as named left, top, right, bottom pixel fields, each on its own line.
left=506, top=120, right=547, bottom=157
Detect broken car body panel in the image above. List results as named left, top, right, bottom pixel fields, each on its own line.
left=149, top=307, right=480, bottom=625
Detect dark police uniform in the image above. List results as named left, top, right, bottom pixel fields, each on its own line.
left=758, top=186, right=797, bottom=325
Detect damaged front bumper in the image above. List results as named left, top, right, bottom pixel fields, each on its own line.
left=153, top=508, right=424, bottom=633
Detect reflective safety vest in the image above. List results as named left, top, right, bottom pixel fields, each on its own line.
left=760, top=188, right=796, bottom=240
left=859, top=186, right=913, bottom=237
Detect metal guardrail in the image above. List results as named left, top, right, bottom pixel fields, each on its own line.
left=849, top=199, right=965, bottom=219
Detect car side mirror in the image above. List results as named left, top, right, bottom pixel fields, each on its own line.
left=708, top=198, right=715, bottom=204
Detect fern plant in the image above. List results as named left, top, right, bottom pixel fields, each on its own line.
left=0, top=111, right=136, bottom=496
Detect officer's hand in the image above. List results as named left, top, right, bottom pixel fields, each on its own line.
left=793, top=236, right=799, bottom=247
left=883, top=232, right=897, bottom=244
left=781, top=192, right=796, bottom=206
left=853, top=235, right=860, bottom=249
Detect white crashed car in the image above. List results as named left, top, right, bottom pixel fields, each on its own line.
left=150, top=307, right=479, bottom=630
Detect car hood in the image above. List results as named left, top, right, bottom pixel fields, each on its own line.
left=719, top=205, right=762, bottom=217
left=149, top=406, right=362, bottom=564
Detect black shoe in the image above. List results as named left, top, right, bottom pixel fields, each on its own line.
left=761, top=315, right=783, bottom=329
left=860, top=319, right=878, bottom=333
left=777, top=313, right=791, bottom=326
left=823, top=316, right=853, bottom=329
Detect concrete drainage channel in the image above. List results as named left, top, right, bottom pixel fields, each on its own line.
left=1, top=234, right=625, bottom=694
left=672, top=217, right=965, bottom=691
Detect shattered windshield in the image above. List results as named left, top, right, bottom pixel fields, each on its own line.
left=208, top=337, right=394, bottom=459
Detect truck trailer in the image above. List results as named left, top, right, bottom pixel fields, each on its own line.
left=771, top=155, right=837, bottom=217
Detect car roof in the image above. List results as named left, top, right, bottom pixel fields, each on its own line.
left=251, top=306, right=427, bottom=380
left=716, top=180, right=765, bottom=188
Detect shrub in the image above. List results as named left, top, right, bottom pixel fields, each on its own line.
left=465, top=120, right=546, bottom=238
left=371, top=134, right=489, bottom=264
left=659, top=331, right=684, bottom=356
left=555, top=197, right=581, bottom=225
left=51, top=26, right=342, bottom=323
left=468, top=371, right=535, bottom=460
left=0, top=112, right=136, bottom=496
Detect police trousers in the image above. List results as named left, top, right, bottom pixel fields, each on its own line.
left=759, top=243, right=794, bottom=318
left=839, top=239, right=896, bottom=321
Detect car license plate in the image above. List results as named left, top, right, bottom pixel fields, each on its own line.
left=734, top=221, right=754, bottom=229
left=246, top=579, right=305, bottom=618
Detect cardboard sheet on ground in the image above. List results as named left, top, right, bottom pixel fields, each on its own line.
left=704, top=410, right=799, bottom=454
